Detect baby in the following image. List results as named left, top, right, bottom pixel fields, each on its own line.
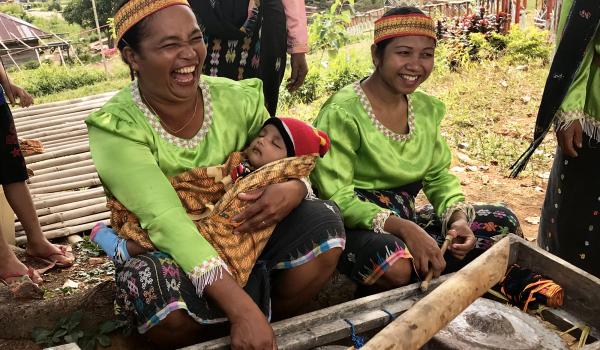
left=92, top=117, right=330, bottom=285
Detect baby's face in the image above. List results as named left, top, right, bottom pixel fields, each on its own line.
left=246, top=124, right=288, bottom=168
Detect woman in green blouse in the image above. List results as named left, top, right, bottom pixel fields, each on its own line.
left=86, top=1, right=344, bottom=348
left=312, top=7, right=522, bottom=293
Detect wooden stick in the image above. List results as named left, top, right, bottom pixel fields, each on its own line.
left=29, top=129, right=88, bottom=144
left=15, top=112, right=94, bottom=132
left=34, top=197, right=107, bottom=217
left=361, top=237, right=510, bottom=350
left=15, top=201, right=108, bottom=231
left=420, top=233, right=455, bottom=292
left=16, top=212, right=110, bottom=237
left=28, top=173, right=99, bottom=190
left=18, top=124, right=87, bottom=141
left=41, top=141, right=89, bottom=154
left=42, top=135, right=89, bottom=148
left=11, top=91, right=114, bottom=117
left=30, top=159, right=94, bottom=176
left=25, top=145, right=90, bottom=164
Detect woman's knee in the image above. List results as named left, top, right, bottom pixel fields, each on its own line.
left=378, top=259, right=412, bottom=288
left=146, top=310, right=203, bottom=346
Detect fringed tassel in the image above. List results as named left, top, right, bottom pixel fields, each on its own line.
left=188, top=256, right=229, bottom=296
left=509, top=134, right=546, bottom=178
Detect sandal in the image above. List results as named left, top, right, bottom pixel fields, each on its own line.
left=27, top=244, right=75, bottom=268
left=0, top=267, right=44, bottom=300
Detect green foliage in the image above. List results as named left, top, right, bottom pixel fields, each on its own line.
left=503, top=28, right=552, bottom=65
left=11, top=64, right=107, bottom=97
left=47, top=0, right=63, bottom=11
left=63, top=0, right=119, bottom=29
left=33, top=310, right=128, bottom=350
left=0, top=3, right=32, bottom=22
left=31, top=15, right=83, bottom=37
left=308, top=0, right=355, bottom=53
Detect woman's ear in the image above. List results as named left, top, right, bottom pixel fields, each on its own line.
left=122, top=46, right=140, bottom=73
left=371, top=44, right=380, bottom=68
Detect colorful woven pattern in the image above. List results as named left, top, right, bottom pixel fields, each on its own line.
left=115, top=0, right=189, bottom=43
left=374, top=14, right=436, bottom=44
left=108, top=153, right=317, bottom=286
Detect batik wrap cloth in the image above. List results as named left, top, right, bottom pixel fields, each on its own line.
left=108, top=152, right=317, bottom=287
left=374, top=14, right=436, bottom=44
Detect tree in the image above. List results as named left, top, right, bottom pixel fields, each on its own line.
left=63, top=0, right=119, bottom=29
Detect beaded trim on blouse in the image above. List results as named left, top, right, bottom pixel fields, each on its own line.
left=353, top=81, right=415, bottom=142
left=131, top=79, right=214, bottom=149
left=373, top=209, right=393, bottom=234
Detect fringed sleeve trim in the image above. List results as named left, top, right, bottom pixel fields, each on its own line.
left=441, top=201, right=476, bottom=234
left=372, top=209, right=393, bottom=234
left=187, top=256, right=229, bottom=296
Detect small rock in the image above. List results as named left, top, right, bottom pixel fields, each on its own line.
left=521, top=95, right=531, bottom=104
left=481, top=175, right=490, bottom=185
left=537, top=172, right=550, bottom=179
left=500, top=80, right=508, bottom=88
left=62, top=279, right=80, bottom=289
left=478, top=165, right=489, bottom=171
left=457, top=153, right=476, bottom=165
left=88, top=257, right=104, bottom=266
left=515, top=65, right=528, bottom=71
left=519, top=183, right=530, bottom=187
left=535, top=186, right=544, bottom=192
left=525, top=216, right=540, bottom=225
left=466, top=165, right=479, bottom=172
left=451, top=166, right=465, bottom=173
left=458, top=143, right=469, bottom=150
left=460, top=179, right=470, bottom=186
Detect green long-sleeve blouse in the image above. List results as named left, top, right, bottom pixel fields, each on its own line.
left=311, top=82, right=465, bottom=231
left=86, top=76, right=269, bottom=295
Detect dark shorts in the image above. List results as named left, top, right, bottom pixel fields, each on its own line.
left=1, top=103, right=28, bottom=185
left=114, top=198, right=345, bottom=333
left=338, top=188, right=522, bottom=285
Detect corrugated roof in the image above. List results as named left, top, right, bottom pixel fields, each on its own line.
left=0, top=12, right=50, bottom=42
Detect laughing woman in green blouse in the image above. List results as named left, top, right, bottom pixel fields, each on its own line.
left=312, top=7, right=522, bottom=293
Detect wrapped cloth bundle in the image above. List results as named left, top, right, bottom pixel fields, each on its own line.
left=500, top=264, right=564, bottom=312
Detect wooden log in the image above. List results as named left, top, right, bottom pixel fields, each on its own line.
left=25, top=145, right=90, bottom=164
left=28, top=165, right=97, bottom=184
left=361, top=237, right=510, bottom=350
left=27, top=152, right=92, bottom=171
left=0, top=281, right=116, bottom=340
left=28, top=172, right=98, bottom=189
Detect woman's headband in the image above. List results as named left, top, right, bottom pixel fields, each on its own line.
left=115, top=0, right=190, bottom=44
left=374, top=13, right=436, bottom=44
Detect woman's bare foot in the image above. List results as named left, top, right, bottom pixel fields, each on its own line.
left=25, top=237, right=74, bottom=267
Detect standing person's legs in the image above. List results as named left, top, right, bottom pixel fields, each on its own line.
left=258, top=0, right=287, bottom=116
left=261, top=198, right=346, bottom=320
left=538, top=138, right=600, bottom=277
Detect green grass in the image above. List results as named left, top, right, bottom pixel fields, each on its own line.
left=31, top=77, right=129, bottom=104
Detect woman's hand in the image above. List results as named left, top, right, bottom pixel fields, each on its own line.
left=385, top=216, right=445, bottom=278
left=232, top=180, right=306, bottom=234
left=447, top=219, right=476, bottom=260
left=556, top=120, right=583, bottom=157
left=286, top=53, right=308, bottom=92
left=6, top=84, right=33, bottom=108
left=205, top=273, right=277, bottom=350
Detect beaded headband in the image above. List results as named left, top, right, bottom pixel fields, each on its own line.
left=115, top=0, right=190, bottom=44
left=374, top=13, right=436, bottom=44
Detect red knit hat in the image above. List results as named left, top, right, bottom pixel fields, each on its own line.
left=263, top=117, right=331, bottom=157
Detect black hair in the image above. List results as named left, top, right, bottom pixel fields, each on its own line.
left=374, top=7, right=428, bottom=59
left=116, top=0, right=151, bottom=80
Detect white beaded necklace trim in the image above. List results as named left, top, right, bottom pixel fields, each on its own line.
left=353, top=81, right=415, bottom=142
left=131, top=79, right=214, bottom=149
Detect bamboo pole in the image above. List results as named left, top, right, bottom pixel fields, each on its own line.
left=27, top=152, right=92, bottom=171
left=28, top=165, right=97, bottom=184
left=16, top=219, right=111, bottom=244
left=42, top=141, right=89, bottom=154
left=16, top=112, right=93, bottom=132
left=18, top=124, right=87, bottom=141
left=18, top=120, right=88, bottom=138
left=33, top=159, right=95, bottom=176
left=29, top=129, right=88, bottom=144
left=31, top=188, right=105, bottom=209
left=16, top=211, right=111, bottom=237
left=28, top=173, right=99, bottom=190
left=14, top=103, right=103, bottom=123
left=29, top=178, right=102, bottom=195
left=361, top=237, right=510, bottom=350
left=41, top=135, right=90, bottom=149
left=33, top=197, right=107, bottom=218
left=25, top=144, right=89, bottom=164
left=15, top=202, right=109, bottom=231
left=11, top=92, right=114, bottom=117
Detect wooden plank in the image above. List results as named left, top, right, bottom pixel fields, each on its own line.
left=187, top=275, right=453, bottom=350
left=510, top=236, right=600, bottom=331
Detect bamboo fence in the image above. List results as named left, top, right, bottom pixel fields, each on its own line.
left=12, top=91, right=117, bottom=243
